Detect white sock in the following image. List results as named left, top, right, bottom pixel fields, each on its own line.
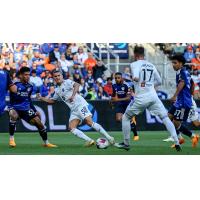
left=44, top=140, right=49, bottom=145
left=71, top=128, right=92, bottom=142
left=92, top=123, right=112, bottom=140
left=162, top=117, right=180, bottom=145
left=10, top=136, right=14, bottom=140
left=122, top=114, right=131, bottom=146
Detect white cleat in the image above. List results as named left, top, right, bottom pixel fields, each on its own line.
left=163, top=137, right=175, bottom=142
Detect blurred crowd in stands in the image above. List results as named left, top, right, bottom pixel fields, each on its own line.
left=0, top=43, right=136, bottom=100
left=155, top=43, right=200, bottom=99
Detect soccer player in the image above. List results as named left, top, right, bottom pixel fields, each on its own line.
left=37, top=70, right=115, bottom=147
left=8, top=67, right=56, bottom=148
left=0, top=65, right=17, bottom=116
left=116, top=46, right=181, bottom=151
left=168, top=54, right=199, bottom=148
left=111, top=72, right=139, bottom=141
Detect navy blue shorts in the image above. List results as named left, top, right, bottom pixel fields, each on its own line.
left=9, top=108, right=37, bottom=122
left=114, top=103, right=129, bottom=114
left=168, top=105, right=191, bottom=122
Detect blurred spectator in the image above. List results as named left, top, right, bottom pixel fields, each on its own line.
left=85, top=70, right=95, bottom=88
left=173, top=43, right=186, bottom=54
left=85, top=87, right=96, bottom=100
left=65, top=48, right=74, bottom=60
left=97, top=86, right=109, bottom=100
left=32, top=49, right=45, bottom=76
left=84, top=52, right=97, bottom=72
left=122, top=67, right=132, bottom=82
left=58, top=53, right=73, bottom=78
left=70, top=43, right=79, bottom=54
left=79, top=78, right=89, bottom=97
left=103, top=77, right=113, bottom=96
left=191, top=52, right=200, bottom=71
left=184, top=46, right=195, bottom=63
left=191, top=69, right=200, bottom=99
left=40, top=78, right=54, bottom=98
left=93, top=60, right=107, bottom=80
left=77, top=46, right=88, bottom=64
left=73, top=70, right=82, bottom=84
left=30, top=70, right=43, bottom=91
left=49, top=44, right=60, bottom=64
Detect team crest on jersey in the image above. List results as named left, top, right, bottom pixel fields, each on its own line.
left=121, top=87, right=125, bottom=90
left=27, top=87, right=31, bottom=92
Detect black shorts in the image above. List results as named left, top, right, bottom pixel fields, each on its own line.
left=114, top=103, right=129, bottom=114
left=9, top=108, right=37, bottom=122
left=168, top=105, right=191, bottom=122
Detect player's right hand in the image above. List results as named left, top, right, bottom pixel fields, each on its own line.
left=36, top=93, right=41, bottom=100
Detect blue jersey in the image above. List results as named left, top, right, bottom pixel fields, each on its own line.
left=0, top=70, right=13, bottom=114
left=9, top=82, right=33, bottom=111
left=112, top=82, right=130, bottom=105
left=174, top=67, right=192, bottom=108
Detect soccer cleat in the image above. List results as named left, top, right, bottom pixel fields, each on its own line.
left=43, top=143, right=57, bottom=148
left=171, top=137, right=185, bottom=148
left=108, top=137, right=115, bottom=145
left=163, top=137, right=175, bottom=142
left=115, top=142, right=130, bottom=151
left=133, top=136, right=139, bottom=141
left=175, top=145, right=182, bottom=152
left=85, top=140, right=95, bottom=147
left=9, top=138, right=16, bottom=148
left=191, top=134, right=199, bottom=148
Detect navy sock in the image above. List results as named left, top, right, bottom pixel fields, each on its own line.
left=131, top=122, right=138, bottom=136
left=178, top=125, right=192, bottom=138
left=9, top=120, right=16, bottom=136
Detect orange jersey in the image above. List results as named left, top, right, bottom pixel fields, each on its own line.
left=84, top=58, right=97, bottom=71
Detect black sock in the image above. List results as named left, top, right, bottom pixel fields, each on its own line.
left=9, top=120, right=16, bottom=137
left=39, top=128, right=48, bottom=141
left=131, top=122, right=138, bottom=137
left=178, top=125, right=192, bottom=138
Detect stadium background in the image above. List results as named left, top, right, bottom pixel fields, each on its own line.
left=1, top=43, right=200, bottom=133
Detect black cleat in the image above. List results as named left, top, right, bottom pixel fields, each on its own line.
left=175, top=145, right=182, bottom=152
left=115, top=142, right=130, bottom=151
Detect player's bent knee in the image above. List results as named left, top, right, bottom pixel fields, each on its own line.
left=84, top=117, right=93, bottom=126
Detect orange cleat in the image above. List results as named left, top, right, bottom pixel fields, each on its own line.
left=171, top=137, right=185, bottom=148
left=9, top=138, right=16, bottom=148
left=192, top=134, right=199, bottom=148
left=43, top=143, right=57, bottom=148
left=133, top=136, right=139, bottom=141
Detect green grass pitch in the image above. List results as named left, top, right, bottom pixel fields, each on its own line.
left=0, top=131, right=199, bottom=155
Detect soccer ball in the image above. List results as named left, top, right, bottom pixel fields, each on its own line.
left=96, top=138, right=109, bottom=149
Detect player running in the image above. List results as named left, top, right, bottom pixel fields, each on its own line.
left=168, top=54, right=199, bottom=148
left=37, top=70, right=115, bottom=147
left=116, top=46, right=181, bottom=151
left=111, top=72, right=139, bottom=141
left=0, top=65, right=17, bottom=116
left=8, top=67, right=57, bottom=148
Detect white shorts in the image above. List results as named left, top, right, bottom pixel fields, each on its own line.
left=125, top=95, right=167, bottom=120
left=69, top=104, right=92, bottom=123
left=188, top=99, right=199, bottom=122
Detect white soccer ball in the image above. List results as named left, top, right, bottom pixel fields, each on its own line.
left=96, top=138, right=109, bottom=149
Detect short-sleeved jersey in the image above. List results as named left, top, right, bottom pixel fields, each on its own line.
left=174, top=67, right=192, bottom=108
left=51, top=79, right=88, bottom=111
left=112, top=82, right=130, bottom=105
left=9, top=82, right=33, bottom=111
left=130, top=60, right=161, bottom=96
left=0, top=70, right=13, bottom=113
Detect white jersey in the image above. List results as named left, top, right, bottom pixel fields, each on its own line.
left=52, top=79, right=88, bottom=111
left=130, top=60, right=162, bottom=97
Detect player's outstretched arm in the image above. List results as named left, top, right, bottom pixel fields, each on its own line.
left=36, top=94, right=55, bottom=104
